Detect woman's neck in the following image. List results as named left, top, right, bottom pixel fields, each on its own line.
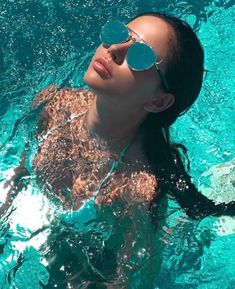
left=85, top=94, right=147, bottom=154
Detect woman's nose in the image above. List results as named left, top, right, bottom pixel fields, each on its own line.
left=107, top=41, right=132, bottom=65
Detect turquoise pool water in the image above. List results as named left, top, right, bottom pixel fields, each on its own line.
left=0, top=0, right=235, bottom=288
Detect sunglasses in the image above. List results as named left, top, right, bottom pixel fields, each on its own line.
left=99, top=20, right=170, bottom=92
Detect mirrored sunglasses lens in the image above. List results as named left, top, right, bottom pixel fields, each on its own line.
left=127, top=42, right=157, bottom=71
left=100, top=21, right=129, bottom=46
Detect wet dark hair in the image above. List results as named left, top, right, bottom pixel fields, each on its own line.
left=133, top=12, right=235, bottom=220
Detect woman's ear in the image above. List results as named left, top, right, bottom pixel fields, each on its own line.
left=144, top=93, right=175, bottom=113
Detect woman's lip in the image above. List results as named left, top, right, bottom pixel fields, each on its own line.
left=92, top=58, right=111, bottom=79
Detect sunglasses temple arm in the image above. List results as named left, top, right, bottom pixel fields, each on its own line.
left=154, top=63, right=170, bottom=92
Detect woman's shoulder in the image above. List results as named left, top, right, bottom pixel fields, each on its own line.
left=95, top=169, right=158, bottom=206
left=33, top=85, right=95, bottom=133
left=128, top=170, right=158, bottom=202
left=33, top=84, right=95, bottom=113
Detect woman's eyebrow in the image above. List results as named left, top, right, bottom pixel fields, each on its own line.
left=127, top=26, right=146, bottom=42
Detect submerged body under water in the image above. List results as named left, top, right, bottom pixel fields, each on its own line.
left=0, top=85, right=234, bottom=288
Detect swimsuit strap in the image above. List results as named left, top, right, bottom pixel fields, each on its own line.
left=95, top=142, right=131, bottom=195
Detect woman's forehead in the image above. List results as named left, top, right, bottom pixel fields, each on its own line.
left=127, top=15, right=172, bottom=60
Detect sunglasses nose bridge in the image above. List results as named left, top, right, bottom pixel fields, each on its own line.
left=107, top=40, right=132, bottom=64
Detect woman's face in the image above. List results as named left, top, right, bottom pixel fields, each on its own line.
left=84, top=15, right=173, bottom=107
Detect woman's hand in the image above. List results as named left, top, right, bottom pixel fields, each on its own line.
left=1, top=151, right=29, bottom=217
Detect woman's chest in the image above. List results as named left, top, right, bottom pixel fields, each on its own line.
left=34, top=119, right=112, bottom=189
left=33, top=116, right=158, bottom=209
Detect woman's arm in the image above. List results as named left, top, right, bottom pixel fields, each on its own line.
left=99, top=199, right=165, bottom=289
left=0, top=85, right=60, bottom=217
left=1, top=151, right=29, bottom=217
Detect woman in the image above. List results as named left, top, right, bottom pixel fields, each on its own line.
left=33, top=12, right=235, bottom=218
left=4, top=12, right=235, bottom=289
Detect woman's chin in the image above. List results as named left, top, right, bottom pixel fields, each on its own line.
left=83, top=72, right=111, bottom=95
left=84, top=70, right=104, bottom=89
